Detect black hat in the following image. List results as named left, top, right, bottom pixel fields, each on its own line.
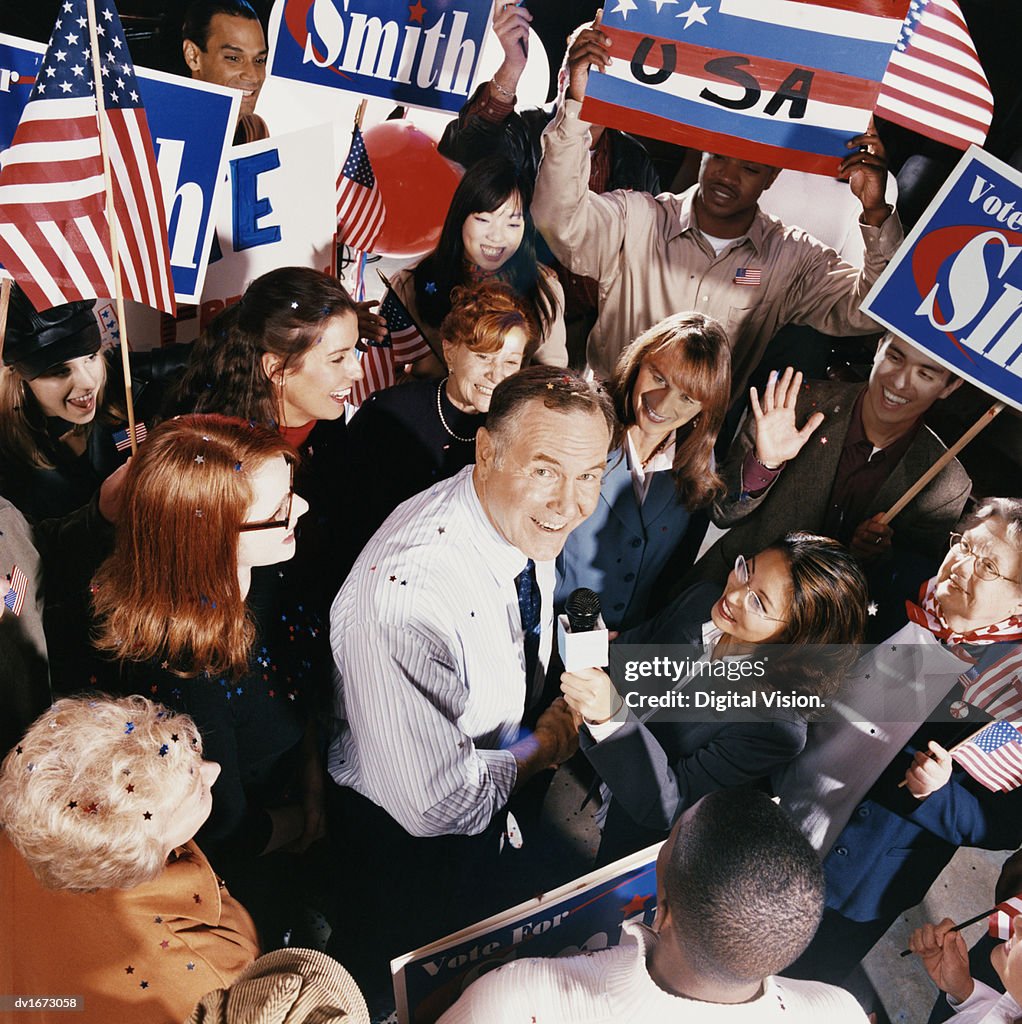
left=3, top=285, right=101, bottom=380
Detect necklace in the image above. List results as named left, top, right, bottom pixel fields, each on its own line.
left=636, top=431, right=673, bottom=469
left=436, top=378, right=475, bottom=443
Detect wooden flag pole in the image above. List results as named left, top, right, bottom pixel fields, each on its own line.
left=355, top=98, right=367, bottom=130
left=880, top=402, right=1006, bottom=525
left=85, top=0, right=139, bottom=456
left=899, top=904, right=1000, bottom=956
left=0, top=277, right=11, bottom=365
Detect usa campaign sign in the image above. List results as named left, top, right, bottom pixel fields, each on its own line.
left=267, top=0, right=492, bottom=114
left=0, top=33, right=238, bottom=303
left=582, top=0, right=909, bottom=175
left=862, top=147, right=1022, bottom=414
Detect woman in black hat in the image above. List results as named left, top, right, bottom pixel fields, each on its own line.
left=0, top=286, right=186, bottom=520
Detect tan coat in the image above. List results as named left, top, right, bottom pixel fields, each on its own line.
left=0, top=835, right=259, bottom=1024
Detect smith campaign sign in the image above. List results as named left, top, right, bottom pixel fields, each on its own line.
left=0, top=33, right=237, bottom=304
left=862, top=146, right=1022, bottom=414
left=582, top=0, right=909, bottom=175
left=267, top=0, right=492, bottom=113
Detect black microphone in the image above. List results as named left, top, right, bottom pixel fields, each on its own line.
left=558, top=587, right=609, bottom=672
left=565, top=587, right=601, bottom=633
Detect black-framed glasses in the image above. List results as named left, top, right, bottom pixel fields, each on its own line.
left=733, top=554, right=789, bottom=623
left=949, top=533, right=1022, bottom=584
left=239, top=461, right=295, bottom=532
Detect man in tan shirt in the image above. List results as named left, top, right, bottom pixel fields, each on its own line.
left=532, top=21, right=904, bottom=403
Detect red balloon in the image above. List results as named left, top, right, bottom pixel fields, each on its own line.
left=362, top=121, right=463, bottom=260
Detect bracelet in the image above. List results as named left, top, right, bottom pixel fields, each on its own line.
left=490, top=79, right=516, bottom=100
left=585, top=692, right=624, bottom=727
left=752, top=451, right=783, bottom=472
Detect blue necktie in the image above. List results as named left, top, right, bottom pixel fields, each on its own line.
left=515, top=558, right=542, bottom=696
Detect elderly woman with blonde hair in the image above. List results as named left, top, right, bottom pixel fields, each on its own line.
left=0, top=694, right=259, bottom=1024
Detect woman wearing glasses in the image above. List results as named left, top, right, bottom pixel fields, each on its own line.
left=87, top=415, right=317, bottom=881
left=560, top=532, right=868, bottom=863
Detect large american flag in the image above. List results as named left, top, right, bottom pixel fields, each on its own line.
left=336, top=126, right=385, bottom=254
left=875, top=0, right=992, bottom=150
left=961, top=647, right=1022, bottom=722
left=952, top=719, right=1022, bottom=793
left=0, top=0, right=175, bottom=314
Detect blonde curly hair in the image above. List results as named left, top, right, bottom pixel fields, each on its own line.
left=0, top=695, right=205, bottom=891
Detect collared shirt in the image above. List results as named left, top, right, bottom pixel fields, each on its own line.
left=533, top=99, right=903, bottom=399
left=625, top=430, right=675, bottom=506
left=327, top=466, right=555, bottom=838
left=823, top=388, right=922, bottom=542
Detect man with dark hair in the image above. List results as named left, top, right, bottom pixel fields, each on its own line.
left=181, top=0, right=266, bottom=120
left=438, top=791, right=869, bottom=1022
left=532, top=20, right=902, bottom=400
left=326, top=365, right=614, bottom=996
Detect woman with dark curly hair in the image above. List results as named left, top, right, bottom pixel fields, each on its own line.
left=560, top=531, right=868, bottom=864
left=170, top=265, right=360, bottom=607
left=357, top=154, right=567, bottom=383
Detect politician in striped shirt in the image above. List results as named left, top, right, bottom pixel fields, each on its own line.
left=324, top=366, right=614, bottom=994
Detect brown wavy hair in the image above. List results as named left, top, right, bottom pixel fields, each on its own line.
left=91, top=415, right=295, bottom=677
left=171, top=267, right=357, bottom=428
left=440, top=281, right=538, bottom=359
left=611, top=312, right=731, bottom=508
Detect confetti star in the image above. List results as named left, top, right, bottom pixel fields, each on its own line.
left=290, top=301, right=299, bottom=309
left=160, top=940, right=170, bottom=949
left=676, top=0, right=710, bottom=27
left=143, top=810, right=152, bottom=820
left=611, top=0, right=638, bottom=18
left=424, top=280, right=437, bottom=295
left=867, top=601, right=878, bottom=616
left=819, top=436, right=828, bottom=445
left=15, top=746, right=22, bottom=755
left=158, top=744, right=169, bottom=757
left=193, top=893, right=202, bottom=904
left=125, top=965, right=134, bottom=975
left=125, top=721, right=135, bottom=734
left=194, top=455, right=205, bottom=464
left=67, top=800, right=77, bottom=809
left=389, top=575, right=397, bottom=582
left=437, top=527, right=445, bottom=535
left=85, top=802, right=99, bottom=814
left=186, top=962, right=196, bottom=971
left=126, top=783, right=134, bottom=793
left=171, top=733, right=179, bottom=742
left=140, top=981, right=148, bottom=990
left=401, top=580, right=408, bottom=586
left=154, top=916, right=163, bottom=924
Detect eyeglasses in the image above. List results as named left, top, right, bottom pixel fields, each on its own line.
left=239, top=462, right=295, bottom=532
left=733, top=554, right=789, bottom=623
left=949, top=533, right=1022, bottom=584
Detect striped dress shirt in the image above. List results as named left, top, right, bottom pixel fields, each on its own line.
left=327, top=466, right=554, bottom=837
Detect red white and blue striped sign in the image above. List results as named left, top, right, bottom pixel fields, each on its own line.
left=581, top=0, right=910, bottom=175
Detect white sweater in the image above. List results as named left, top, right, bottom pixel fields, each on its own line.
left=436, top=922, right=869, bottom=1024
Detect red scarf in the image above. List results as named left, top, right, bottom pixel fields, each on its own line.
left=906, top=578, right=1022, bottom=647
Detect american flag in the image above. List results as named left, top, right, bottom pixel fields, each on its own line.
left=0, top=0, right=175, bottom=314
left=734, top=268, right=762, bottom=286
left=4, top=564, right=28, bottom=618
left=875, top=0, right=993, bottom=150
left=952, top=720, right=1022, bottom=793
left=349, top=287, right=430, bottom=407
left=336, top=126, right=385, bottom=254
left=961, top=647, right=1022, bottom=722
left=990, top=895, right=1022, bottom=940
left=113, top=420, right=147, bottom=452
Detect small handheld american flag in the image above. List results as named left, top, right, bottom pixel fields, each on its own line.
left=4, top=564, right=28, bottom=617
left=952, top=719, right=1022, bottom=793
left=113, top=421, right=147, bottom=452
left=990, top=895, right=1022, bottom=940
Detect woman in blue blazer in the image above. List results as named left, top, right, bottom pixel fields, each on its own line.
left=556, top=312, right=731, bottom=631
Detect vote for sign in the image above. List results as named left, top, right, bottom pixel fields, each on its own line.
left=862, top=147, right=1022, bottom=414
left=582, top=0, right=909, bottom=175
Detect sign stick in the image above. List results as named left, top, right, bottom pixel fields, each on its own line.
left=0, top=278, right=11, bottom=365
left=880, top=402, right=1006, bottom=525
left=86, top=0, right=139, bottom=456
